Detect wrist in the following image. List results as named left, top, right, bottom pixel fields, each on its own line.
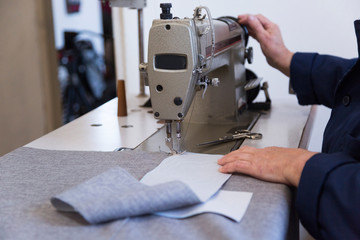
left=284, top=150, right=316, bottom=187
left=276, top=49, right=294, bottom=77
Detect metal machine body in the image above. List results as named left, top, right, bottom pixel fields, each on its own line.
left=140, top=5, right=257, bottom=154
left=108, top=0, right=146, bottom=9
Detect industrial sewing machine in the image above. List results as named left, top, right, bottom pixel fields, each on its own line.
left=140, top=4, right=270, bottom=154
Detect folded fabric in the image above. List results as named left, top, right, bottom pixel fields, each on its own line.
left=51, top=167, right=200, bottom=224
left=51, top=153, right=243, bottom=224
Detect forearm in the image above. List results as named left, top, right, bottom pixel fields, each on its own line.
left=270, top=49, right=293, bottom=77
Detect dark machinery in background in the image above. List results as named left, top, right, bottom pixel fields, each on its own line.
left=57, top=2, right=116, bottom=124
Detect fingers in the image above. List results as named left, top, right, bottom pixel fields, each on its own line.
left=219, top=160, right=253, bottom=174
left=237, top=14, right=250, bottom=24
left=218, top=146, right=256, bottom=164
left=217, top=146, right=257, bottom=175
left=254, top=14, right=274, bottom=30
left=238, top=14, right=268, bottom=42
left=238, top=13, right=293, bottom=76
left=238, top=14, right=273, bottom=30
left=218, top=151, right=252, bottom=165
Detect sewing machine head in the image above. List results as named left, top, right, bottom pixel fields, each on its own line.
left=140, top=4, right=259, bottom=154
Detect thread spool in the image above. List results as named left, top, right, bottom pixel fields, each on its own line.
left=117, top=80, right=127, bottom=116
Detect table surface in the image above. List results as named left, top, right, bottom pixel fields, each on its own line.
left=26, top=95, right=311, bottom=153
left=26, top=95, right=163, bottom=151
left=6, top=95, right=312, bottom=240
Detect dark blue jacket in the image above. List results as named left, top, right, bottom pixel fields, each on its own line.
left=290, top=20, right=360, bottom=239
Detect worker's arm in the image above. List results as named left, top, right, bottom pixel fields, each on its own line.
left=218, top=147, right=360, bottom=239
left=296, top=152, right=360, bottom=239
left=234, top=14, right=360, bottom=239
left=239, top=14, right=357, bottom=108
left=290, top=53, right=357, bottom=107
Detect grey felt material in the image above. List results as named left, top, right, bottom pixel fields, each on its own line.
left=51, top=167, right=199, bottom=224
left=0, top=147, right=298, bottom=240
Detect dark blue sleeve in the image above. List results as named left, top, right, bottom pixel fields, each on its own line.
left=296, top=153, right=360, bottom=239
left=289, top=52, right=357, bottom=108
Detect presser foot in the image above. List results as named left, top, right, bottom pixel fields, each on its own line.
left=165, top=137, right=184, bottom=155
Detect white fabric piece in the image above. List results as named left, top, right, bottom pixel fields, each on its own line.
left=156, top=190, right=253, bottom=222
left=140, top=152, right=231, bottom=202
left=140, top=152, right=252, bottom=222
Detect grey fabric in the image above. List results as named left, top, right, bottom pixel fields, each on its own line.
left=51, top=167, right=199, bottom=224
left=0, top=147, right=297, bottom=240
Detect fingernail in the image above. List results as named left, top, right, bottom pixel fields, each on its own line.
left=248, top=15, right=255, bottom=21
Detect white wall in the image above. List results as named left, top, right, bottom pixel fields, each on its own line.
left=113, top=0, right=359, bottom=151
left=52, top=0, right=104, bottom=54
